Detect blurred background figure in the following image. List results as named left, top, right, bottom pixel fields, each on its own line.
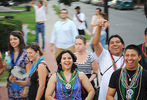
left=73, top=6, right=86, bottom=35
left=31, top=0, right=47, bottom=50
left=90, top=9, right=110, bottom=51
left=45, top=50, right=95, bottom=100
left=50, top=9, right=78, bottom=57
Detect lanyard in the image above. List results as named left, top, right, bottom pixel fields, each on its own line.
left=110, top=53, right=124, bottom=71
left=11, top=52, right=20, bottom=67
left=28, top=58, right=44, bottom=76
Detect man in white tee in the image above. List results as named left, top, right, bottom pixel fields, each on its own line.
left=31, top=0, right=47, bottom=50
left=73, top=6, right=86, bottom=35
left=93, top=18, right=125, bottom=100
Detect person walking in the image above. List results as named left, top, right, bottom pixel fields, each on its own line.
left=31, top=0, right=47, bottom=50
left=93, top=18, right=125, bottom=100
left=50, top=9, right=78, bottom=57
left=45, top=50, right=95, bottom=100
left=73, top=6, right=86, bottom=35
left=90, top=8, right=110, bottom=51
left=107, top=44, right=147, bottom=100
left=138, top=27, right=147, bottom=70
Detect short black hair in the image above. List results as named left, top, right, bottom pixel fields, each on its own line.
left=125, top=44, right=141, bottom=56
left=145, top=27, right=147, bottom=35
left=75, top=6, right=80, bottom=9
left=108, top=34, right=125, bottom=46
left=60, top=9, right=68, bottom=14
left=96, top=8, right=102, bottom=12
left=56, top=50, right=77, bottom=73
left=38, top=0, right=43, bottom=5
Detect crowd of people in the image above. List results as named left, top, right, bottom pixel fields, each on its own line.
left=0, top=0, right=147, bottom=100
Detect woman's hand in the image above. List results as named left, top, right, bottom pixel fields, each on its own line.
left=9, top=75, right=16, bottom=83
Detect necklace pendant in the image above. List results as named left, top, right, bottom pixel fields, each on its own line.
left=126, top=89, right=133, bottom=99
left=65, top=83, right=71, bottom=90
left=129, top=78, right=131, bottom=82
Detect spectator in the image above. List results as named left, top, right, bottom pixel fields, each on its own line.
left=73, top=6, right=86, bottom=35
left=31, top=0, right=47, bottom=50
left=138, top=27, right=147, bottom=70
left=90, top=8, right=110, bottom=51
left=93, top=18, right=125, bottom=100
left=50, top=9, right=78, bottom=57
left=74, top=35, right=99, bottom=99
left=45, top=50, right=95, bottom=100
left=107, top=44, right=147, bottom=100
left=6, top=31, right=29, bottom=99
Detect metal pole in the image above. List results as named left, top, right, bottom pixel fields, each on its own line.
left=104, top=0, right=109, bottom=44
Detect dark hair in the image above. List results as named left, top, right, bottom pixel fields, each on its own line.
left=26, top=43, right=43, bottom=56
left=96, top=8, right=102, bottom=12
left=9, top=31, right=25, bottom=55
left=145, top=27, right=147, bottom=35
left=56, top=50, right=77, bottom=73
left=75, top=6, right=80, bottom=9
left=38, top=0, right=43, bottom=5
left=100, top=12, right=108, bottom=20
left=108, top=34, right=125, bottom=46
left=60, top=9, right=68, bottom=14
left=76, top=35, right=86, bottom=44
left=125, top=44, right=141, bottom=56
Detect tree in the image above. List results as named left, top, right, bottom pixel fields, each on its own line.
left=58, top=0, right=72, bottom=6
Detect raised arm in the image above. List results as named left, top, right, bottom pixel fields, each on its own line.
left=79, top=72, right=95, bottom=100
left=42, top=0, right=48, bottom=7
left=45, top=73, right=56, bottom=100
left=92, top=19, right=107, bottom=57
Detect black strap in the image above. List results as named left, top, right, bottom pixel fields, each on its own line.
left=100, top=56, right=123, bottom=76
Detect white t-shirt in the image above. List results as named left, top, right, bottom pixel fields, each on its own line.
left=73, top=13, right=86, bottom=30
left=94, top=48, right=125, bottom=100
left=34, top=5, right=47, bottom=22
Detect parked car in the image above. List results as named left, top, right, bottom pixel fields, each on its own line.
left=0, top=0, right=17, bottom=7
left=109, top=0, right=134, bottom=10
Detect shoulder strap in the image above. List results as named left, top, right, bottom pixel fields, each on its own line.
left=100, top=56, right=122, bottom=76
left=39, top=62, right=50, bottom=73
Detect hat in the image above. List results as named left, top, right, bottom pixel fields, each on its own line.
left=75, top=6, right=80, bottom=9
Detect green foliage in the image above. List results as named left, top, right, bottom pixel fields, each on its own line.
left=0, top=19, right=22, bottom=52
left=27, top=32, right=35, bottom=44
left=58, top=0, right=72, bottom=6
left=53, top=5, right=60, bottom=16
left=0, top=69, right=9, bottom=82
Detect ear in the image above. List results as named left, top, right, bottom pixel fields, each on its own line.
left=138, top=55, right=141, bottom=61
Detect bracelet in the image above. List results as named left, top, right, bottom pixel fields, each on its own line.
left=86, top=97, right=91, bottom=100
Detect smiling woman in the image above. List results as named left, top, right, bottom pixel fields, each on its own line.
left=45, top=50, right=95, bottom=100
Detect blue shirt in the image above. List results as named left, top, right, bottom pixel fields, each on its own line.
left=50, top=19, right=78, bottom=49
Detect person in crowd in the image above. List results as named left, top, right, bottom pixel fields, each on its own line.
left=90, top=8, right=110, bottom=51
left=9, top=43, right=50, bottom=100
left=50, top=9, right=78, bottom=57
left=93, top=18, right=125, bottom=100
left=74, top=35, right=99, bottom=99
left=31, top=0, right=47, bottom=50
left=5, top=31, right=29, bottom=100
left=0, top=52, right=4, bottom=75
left=73, top=6, right=86, bottom=35
left=107, top=44, right=147, bottom=100
left=138, top=27, right=147, bottom=70
left=45, top=50, right=95, bottom=100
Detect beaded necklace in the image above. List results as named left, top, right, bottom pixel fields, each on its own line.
left=57, top=70, right=79, bottom=99
left=110, top=54, right=125, bottom=71
left=119, top=65, right=143, bottom=100
left=141, top=42, right=147, bottom=58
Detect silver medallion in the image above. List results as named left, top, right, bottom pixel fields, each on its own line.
left=126, top=89, right=133, bottom=99
left=65, top=83, right=71, bottom=90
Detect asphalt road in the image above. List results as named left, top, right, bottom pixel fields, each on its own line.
left=60, top=1, right=147, bottom=46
